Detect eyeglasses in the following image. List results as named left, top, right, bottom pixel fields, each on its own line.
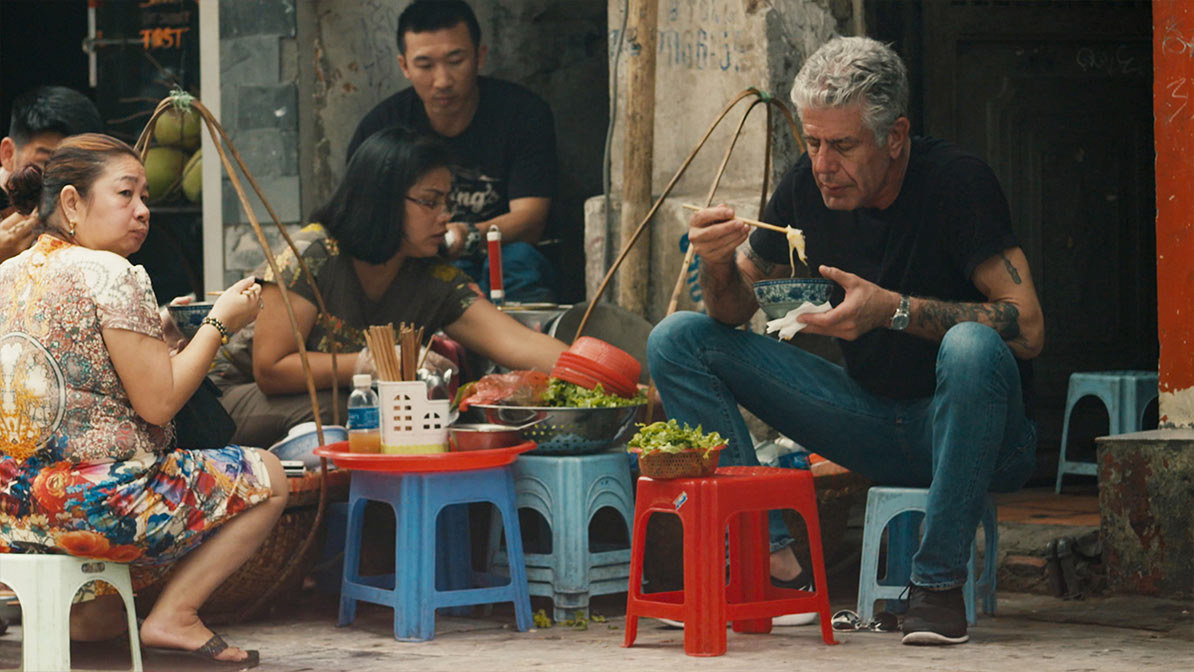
left=405, top=195, right=449, bottom=213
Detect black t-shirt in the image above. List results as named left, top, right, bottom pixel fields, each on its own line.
left=346, top=76, right=556, bottom=225
left=751, top=136, right=1031, bottom=401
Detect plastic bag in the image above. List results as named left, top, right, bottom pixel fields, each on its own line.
left=457, top=370, right=550, bottom=410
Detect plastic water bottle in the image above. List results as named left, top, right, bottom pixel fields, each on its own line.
left=347, top=374, right=381, bottom=453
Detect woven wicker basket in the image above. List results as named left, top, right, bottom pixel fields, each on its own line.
left=134, top=469, right=350, bottom=624
left=636, top=446, right=723, bottom=479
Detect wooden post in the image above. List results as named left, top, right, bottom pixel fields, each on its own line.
left=1153, top=1, right=1194, bottom=428
left=617, top=0, right=658, bottom=317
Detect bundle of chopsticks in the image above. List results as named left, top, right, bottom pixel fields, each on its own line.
left=363, top=323, right=425, bottom=381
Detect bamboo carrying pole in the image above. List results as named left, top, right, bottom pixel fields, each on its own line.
left=572, top=88, right=805, bottom=421
left=575, top=88, right=804, bottom=339
left=616, top=0, right=658, bottom=317
left=134, top=90, right=338, bottom=622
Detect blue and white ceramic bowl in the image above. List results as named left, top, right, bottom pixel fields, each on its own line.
left=752, top=278, right=835, bottom=320
left=268, top=422, right=348, bottom=468
left=167, top=301, right=215, bottom=339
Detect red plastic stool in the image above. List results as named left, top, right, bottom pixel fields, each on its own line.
left=623, top=466, right=837, bottom=656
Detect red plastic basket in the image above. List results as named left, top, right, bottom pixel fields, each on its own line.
left=558, top=353, right=636, bottom=391
left=553, top=353, right=637, bottom=398
left=568, top=336, right=642, bottom=383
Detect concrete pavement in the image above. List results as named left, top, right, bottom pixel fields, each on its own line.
left=11, top=589, right=1191, bottom=671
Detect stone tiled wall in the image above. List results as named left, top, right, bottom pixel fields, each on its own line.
left=219, top=0, right=301, bottom=283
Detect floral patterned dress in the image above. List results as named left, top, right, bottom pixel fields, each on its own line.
left=0, top=235, right=272, bottom=567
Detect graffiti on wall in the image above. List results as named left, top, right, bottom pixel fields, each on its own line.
left=610, top=0, right=747, bottom=72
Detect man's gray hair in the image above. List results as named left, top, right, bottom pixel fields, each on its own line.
left=790, top=36, right=909, bottom=146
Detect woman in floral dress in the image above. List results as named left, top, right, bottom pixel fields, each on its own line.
left=0, top=133, right=286, bottom=667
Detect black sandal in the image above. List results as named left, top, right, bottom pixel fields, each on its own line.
left=144, top=633, right=260, bottom=669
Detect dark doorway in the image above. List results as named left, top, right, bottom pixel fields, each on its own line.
left=870, top=0, right=1157, bottom=481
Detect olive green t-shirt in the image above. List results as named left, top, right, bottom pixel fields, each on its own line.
left=210, top=223, right=479, bottom=386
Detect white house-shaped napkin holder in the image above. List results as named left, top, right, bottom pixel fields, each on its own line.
left=377, top=381, right=450, bottom=454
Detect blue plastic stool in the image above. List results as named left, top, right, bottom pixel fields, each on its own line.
left=1056, top=370, right=1158, bottom=493
left=314, top=501, right=348, bottom=595
left=338, top=467, right=532, bottom=641
left=488, top=452, right=635, bottom=621
left=856, top=486, right=997, bottom=626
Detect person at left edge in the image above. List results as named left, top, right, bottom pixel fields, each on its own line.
left=0, top=85, right=103, bottom=262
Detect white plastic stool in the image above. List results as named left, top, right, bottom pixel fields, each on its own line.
left=0, top=554, right=142, bottom=672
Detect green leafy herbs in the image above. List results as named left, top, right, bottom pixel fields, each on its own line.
left=627, top=419, right=725, bottom=457
left=530, top=608, right=608, bottom=630
left=538, top=378, right=645, bottom=408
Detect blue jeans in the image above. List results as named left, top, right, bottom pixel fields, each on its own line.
left=455, top=242, right=558, bottom=304
left=647, top=313, right=1037, bottom=588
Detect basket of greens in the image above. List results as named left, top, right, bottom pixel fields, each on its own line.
left=628, top=420, right=726, bottom=479
left=459, top=374, right=646, bottom=455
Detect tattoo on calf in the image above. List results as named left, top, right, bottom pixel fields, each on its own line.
left=1001, top=253, right=1022, bottom=285
left=745, top=246, right=780, bottom=276
left=917, top=300, right=1022, bottom=341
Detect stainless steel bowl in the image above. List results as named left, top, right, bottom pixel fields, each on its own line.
left=448, top=423, right=526, bottom=451
left=469, top=404, right=645, bottom=455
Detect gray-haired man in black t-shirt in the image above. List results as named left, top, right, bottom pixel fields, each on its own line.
left=347, top=0, right=558, bottom=302
left=648, top=36, right=1044, bottom=645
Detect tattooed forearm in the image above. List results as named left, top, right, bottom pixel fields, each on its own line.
left=915, top=299, right=1022, bottom=341
left=1000, top=253, right=1022, bottom=285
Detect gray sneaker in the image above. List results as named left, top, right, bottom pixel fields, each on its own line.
left=900, top=584, right=969, bottom=645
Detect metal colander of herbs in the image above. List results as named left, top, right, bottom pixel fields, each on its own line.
left=627, top=419, right=725, bottom=458
left=539, top=378, right=645, bottom=408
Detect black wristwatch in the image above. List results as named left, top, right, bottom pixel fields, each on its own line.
left=890, top=294, right=911, bottom=331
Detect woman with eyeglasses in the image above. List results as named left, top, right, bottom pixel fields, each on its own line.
left=211, top=126, right=567, bottom=447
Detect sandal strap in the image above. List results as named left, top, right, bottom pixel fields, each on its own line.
left=194, top=634, right=230, bottom=658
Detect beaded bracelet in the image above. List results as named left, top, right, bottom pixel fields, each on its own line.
left=200, top=316, right=230, bottom=344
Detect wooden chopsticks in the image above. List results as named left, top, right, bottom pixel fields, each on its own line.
left=364, top=323, right=424, bottom=382
left=680, top=203, right=791, bottom=234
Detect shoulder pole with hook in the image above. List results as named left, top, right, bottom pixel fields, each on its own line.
left=134, top=90, right=341, bottom=621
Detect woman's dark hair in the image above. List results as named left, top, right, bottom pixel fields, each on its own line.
left=312, top=127, right=451, bottom=264
left=7, top=134, right=140, bottom=234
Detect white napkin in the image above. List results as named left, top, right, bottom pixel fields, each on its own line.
left=765, top=301, right=832, bottom=340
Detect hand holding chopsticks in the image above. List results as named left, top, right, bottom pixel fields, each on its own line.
left=680, top=203, right=790, bottom=234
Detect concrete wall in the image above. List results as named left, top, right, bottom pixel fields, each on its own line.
left=214, top=0, right=851, bottom=302
left=588, top=0, right=844, bottom=321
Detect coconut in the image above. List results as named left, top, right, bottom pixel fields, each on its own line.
left=180, top=109, right=202, bottom=150
left=182, top=149, right=202, bottom=202
left=145, top=146, right=185, bottom=203
left=153, top=107, right=200, bottom=148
